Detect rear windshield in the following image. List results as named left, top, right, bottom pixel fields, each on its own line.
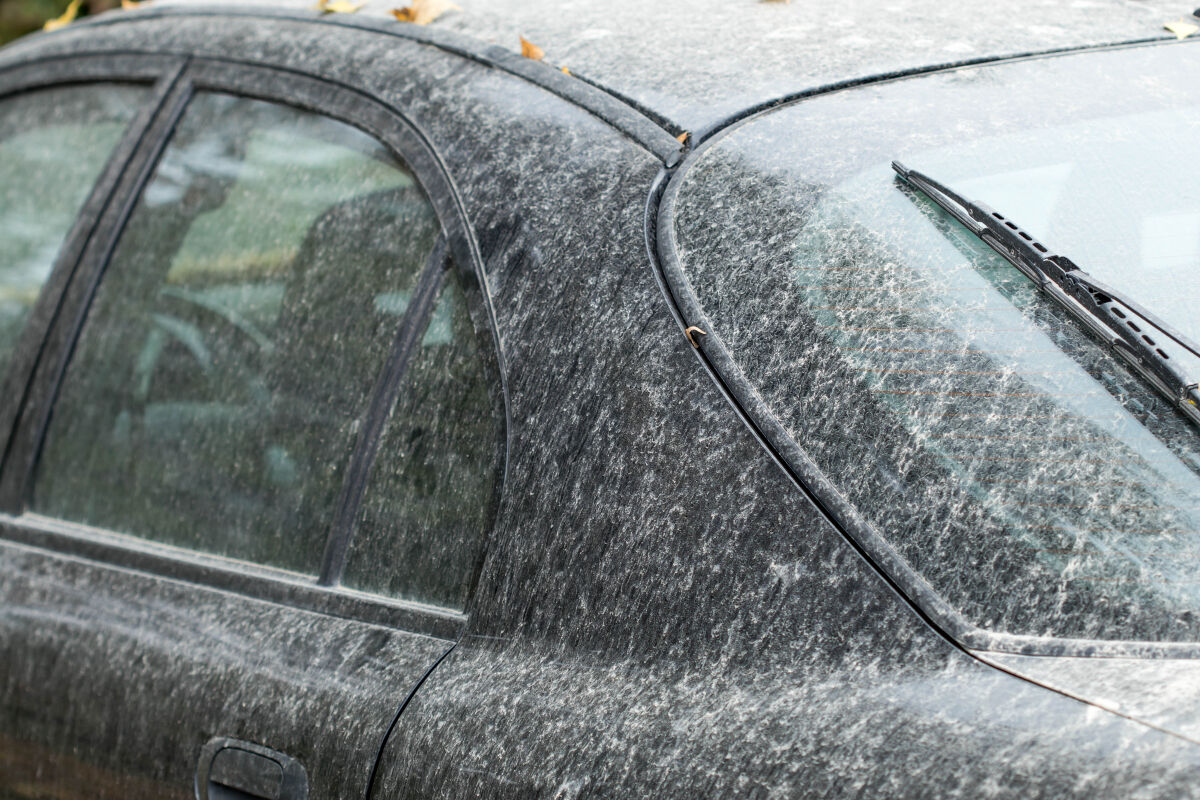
left=671, top=41, right=1200, bottom=644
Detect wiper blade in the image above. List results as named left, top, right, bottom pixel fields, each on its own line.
left=892, top=160, right=1200, bottom=428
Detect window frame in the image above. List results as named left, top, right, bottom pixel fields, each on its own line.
left=0, top=53, right=181, bottom=484
left=0, top=56, right=507, bottom=638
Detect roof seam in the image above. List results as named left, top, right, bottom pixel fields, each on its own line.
left=58, top=3, right=685, bottom=163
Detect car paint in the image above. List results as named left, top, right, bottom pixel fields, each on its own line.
left=2, top=5, right=1200, bottom=798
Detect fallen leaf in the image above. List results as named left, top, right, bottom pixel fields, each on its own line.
left=1164, top=19, right=1199, bottom=39
left=43, top=0, right=83, bottom=31
left=561, top=65, right=571, bottom=75
left=317, top=0, right=364, bottom=13
left=121, top=0, right=142, bottom=8
left=520, top=35, right=544, bottom=61
left=391, top=0, right=458, bottom=25
left=675, top=131, right=689, bottom=144
left=684, top=326, right=707, bottom=348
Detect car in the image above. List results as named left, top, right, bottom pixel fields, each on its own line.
left=4, top=0, right=1200, bottom=797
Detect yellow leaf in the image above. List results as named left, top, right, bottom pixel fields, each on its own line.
left=391, top=0, right=458, bottom=25
left=520, top=35, right=544, bottom=61
left=121, top=0, right=142, bottom=8
left=43, top=0, right=83, bottom=32
left=1165, top=19, right=1199, bottom=39
left=675, top=131, right=689, bottom=144
left=317, top=0, right=364, bottom=13
left=561, top=65, right=571, bottom=75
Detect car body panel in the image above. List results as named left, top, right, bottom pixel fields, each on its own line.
left=79, top=0, right=1193, bottom=134
left=369, top=108, right=1200, bottom=794
left=375, top=644, right=1200, bottom=798
left=0, top=538, right=452, bottom=798
left=652, top=29, right=1200, bottom=764
left=982, top=651, right=1200, bottom=745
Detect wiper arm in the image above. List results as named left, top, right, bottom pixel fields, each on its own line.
left=892, top=160, right=1200, bottom=428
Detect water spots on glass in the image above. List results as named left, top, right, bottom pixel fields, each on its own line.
left=0, top=85, right=147, bottom=377
left=33, top=92, right=439, bottom=576
left=673, top=45, right=1200, bottom=643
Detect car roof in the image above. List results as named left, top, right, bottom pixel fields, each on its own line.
left=118, top=0, right=1190, bottom=134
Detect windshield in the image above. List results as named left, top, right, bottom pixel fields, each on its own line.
left=671, top=40, right=1200, bottom=644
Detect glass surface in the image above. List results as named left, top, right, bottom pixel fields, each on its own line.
left=342, top=264, right=501, bottom=610
left=33, top=92, right=438, bottom=574
left=0, top=84, right=146, bottom=377
left=673, top=41, right=1200, bottom=642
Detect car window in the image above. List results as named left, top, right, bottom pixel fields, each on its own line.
left=0, top=84, right=147, bottom=378
left=670, top=42, right=1200, bottom=644
left=342, top=264, right=501, bottom=609
left=32, top=92, right=441, bottom=576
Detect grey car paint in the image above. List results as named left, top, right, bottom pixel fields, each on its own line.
left=89, top=0, right=1195, bottom=133
left=3, top=3, right=1200, bottom=798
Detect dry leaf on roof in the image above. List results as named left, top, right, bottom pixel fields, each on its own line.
left=1164, top=19, right=1199, bottom=39
left=317, top=0, right=364, bottom=13
left=121, top=0, right=142, bottom=8
left=675, top=132, right=689, bottom=144
left=520, top=35, right=545, bottom=61
left=43, top=0, right=83, bottom=31
left=561, top=65, right=571, bottom=75
left=392, top=0, right=458, bottom=25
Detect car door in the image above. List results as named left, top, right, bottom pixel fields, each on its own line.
left=0, top=54, right=504, bottom=799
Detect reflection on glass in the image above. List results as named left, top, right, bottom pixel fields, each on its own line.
left=34, top=92, right=438, bottom=575
left=674, top=43, right=1200, bottom=642
left=0, top=84, right=146, bottom=376
left=342, top=266, right=501, bottom=610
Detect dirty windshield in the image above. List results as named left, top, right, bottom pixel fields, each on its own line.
left=672, top=41, right=1200, bottom=643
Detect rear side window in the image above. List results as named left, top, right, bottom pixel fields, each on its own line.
left=343, top=265, right=501, bottom=609
left=32, top=92, right=501, bottom=610
left=0, top=84, right=146, bottom=377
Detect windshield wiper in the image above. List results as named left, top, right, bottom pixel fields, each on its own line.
left=892, top=160, right=1200, bottom=428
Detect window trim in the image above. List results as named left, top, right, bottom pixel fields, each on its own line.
left=318, top=237, right=452, bottom=587
left=0, top=54, right=185, bottom=495
left=0, top=56, right=507, bottom=638
left=70, top=3, right=684, bottom=163
left=0, top=513, right=465, bottom=638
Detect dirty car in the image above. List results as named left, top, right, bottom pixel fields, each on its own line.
left=4, top=1, right=1200, bottom=797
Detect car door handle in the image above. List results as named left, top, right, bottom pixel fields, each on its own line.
left=196, top=737, right=308, bottom=800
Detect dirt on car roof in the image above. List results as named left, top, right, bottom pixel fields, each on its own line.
left=137, top=0, right=1192, bottom=131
